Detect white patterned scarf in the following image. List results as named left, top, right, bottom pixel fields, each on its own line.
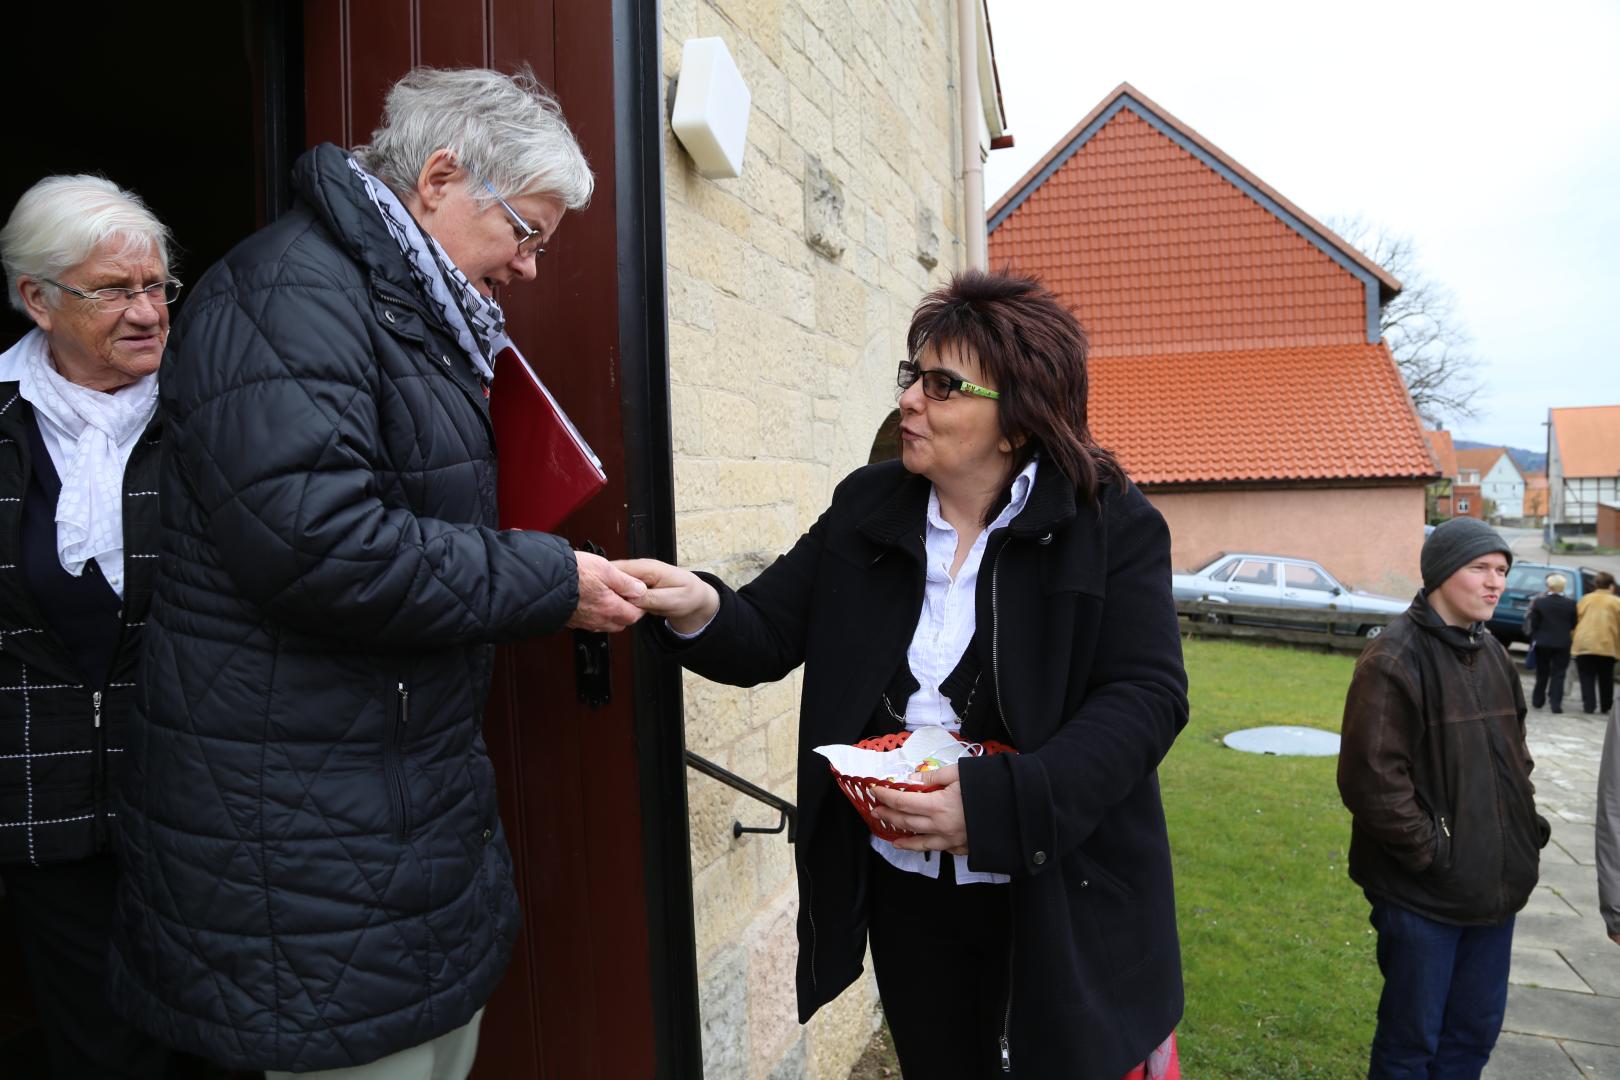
left=13, top=327, right=157, bottom=596
left=347, top=157, right=510, bottom=381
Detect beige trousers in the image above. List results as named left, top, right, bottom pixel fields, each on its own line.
left=264, top=1009, right=484, bottom=1080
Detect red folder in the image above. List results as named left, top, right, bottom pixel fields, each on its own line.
left=490, top=346, right=607, bottom=532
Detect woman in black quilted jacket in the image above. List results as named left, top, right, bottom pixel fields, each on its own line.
left=106, top=67, right=647, bottom=1078
left=0, top=175, right=197, bottom=1078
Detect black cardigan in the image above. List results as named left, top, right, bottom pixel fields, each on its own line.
left=660, top=459, right=1190, bottom=1079
left=0, top=386, right=161, bottom=866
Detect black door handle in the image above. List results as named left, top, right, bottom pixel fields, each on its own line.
left=573, top=541, right=612, bottom=708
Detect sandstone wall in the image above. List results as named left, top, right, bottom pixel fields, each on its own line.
left=660, top=2, right=970, bottom=1077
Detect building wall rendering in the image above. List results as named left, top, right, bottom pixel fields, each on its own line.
left=1156, top=485, right=1426, bottom=598
left=660, top=2, right=971, bottom=1077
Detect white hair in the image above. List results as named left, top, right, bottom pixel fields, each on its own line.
left=1, top=174, right=172, bottom=315
left=1546, top=574, right=1567, bottom=593
left=353, top=65, right=594, bottom=211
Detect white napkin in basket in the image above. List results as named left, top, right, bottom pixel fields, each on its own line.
left=814, top=727, right=976, bottom=784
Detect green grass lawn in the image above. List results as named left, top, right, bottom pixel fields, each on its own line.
left=1166, top=637, right=1376, bottom=1079
left=851, top=637, right=1378, bottom=1079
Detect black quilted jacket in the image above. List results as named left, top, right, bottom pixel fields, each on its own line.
left=107, top=144, right=580, bottom=1071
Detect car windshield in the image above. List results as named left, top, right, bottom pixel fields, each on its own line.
left=1505, top=565, right=1560, bottom=593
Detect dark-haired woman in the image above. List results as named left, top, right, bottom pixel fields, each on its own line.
left=621, top=271, right=1188, bottom=1078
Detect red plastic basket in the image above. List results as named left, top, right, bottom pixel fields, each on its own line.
left=829, top=730, right=1016, bottom=842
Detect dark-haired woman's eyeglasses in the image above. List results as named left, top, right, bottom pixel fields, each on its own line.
left=896, top=360, right=1001, bottom=402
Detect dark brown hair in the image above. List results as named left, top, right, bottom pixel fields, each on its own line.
left=1597, top=571, right=1616, bottom=591
left=906, top=269, right=1123, bottom=521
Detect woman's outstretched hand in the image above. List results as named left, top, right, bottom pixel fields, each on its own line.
left=614, top=558, right=722, bottom=636
left=869, top=764, right=969, bottom=855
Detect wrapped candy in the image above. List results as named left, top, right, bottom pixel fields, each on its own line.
left=816, top=727, right=1016, bottom=840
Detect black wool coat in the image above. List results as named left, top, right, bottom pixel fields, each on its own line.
left=661, top=459, right=1189, bottom=1079
left=0, top=389, right=160, bottom=866
left=107, top=144, right=581, bottom=1072
left=1527, top=592, right=1578, bottom=651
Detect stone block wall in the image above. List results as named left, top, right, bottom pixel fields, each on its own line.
left=660, top=1, right=969, bottom=1077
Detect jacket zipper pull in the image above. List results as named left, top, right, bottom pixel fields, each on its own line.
left=1440, top=815, right=1451, bottom=838
left=999, top=1035, right=1011, bottom=1072
left=93, top=690, right=103, bottom=729
left=397, top=683, right=410, bottom=728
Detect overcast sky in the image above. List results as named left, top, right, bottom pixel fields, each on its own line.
left=982, top=0, right=1620, bottom=456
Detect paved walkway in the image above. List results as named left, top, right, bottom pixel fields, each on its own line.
left=1483, top=673, right=1620, bottom=1079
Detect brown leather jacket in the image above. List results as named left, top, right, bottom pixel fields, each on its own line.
left=1338, top=591, right=1550, bottom=925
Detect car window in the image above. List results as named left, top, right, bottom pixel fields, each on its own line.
left=1284, top=563, right=1334, bottom=591
left=1209, top=560, right=1239, bottom=582
left=1506, top=565, right=1551, bottom=592
left=1232, top=559, right=1275, bottom=585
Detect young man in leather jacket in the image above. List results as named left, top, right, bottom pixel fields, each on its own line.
left=1339, top=517, right=1551, bottom=1080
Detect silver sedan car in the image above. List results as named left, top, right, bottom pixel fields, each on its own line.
left=1172, top=553, right=1409, bottom=637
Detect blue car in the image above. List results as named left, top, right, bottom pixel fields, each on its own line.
left=1487, top=562, right=1599, bottom=646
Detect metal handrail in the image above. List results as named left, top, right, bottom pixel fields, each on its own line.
left=684, top=750, right=798, bottom=842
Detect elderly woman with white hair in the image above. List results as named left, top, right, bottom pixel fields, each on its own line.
left=1526, top=572, right=1578, bottom=713
left=106, top=67, right=647, bottom=1079
left=0, top=176, right=188, bottom=1077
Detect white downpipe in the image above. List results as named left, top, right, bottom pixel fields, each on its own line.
left=957, top=0, right=986, bottom=270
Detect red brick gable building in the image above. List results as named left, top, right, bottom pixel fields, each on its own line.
left=988, top=83, right=1435, bottom=596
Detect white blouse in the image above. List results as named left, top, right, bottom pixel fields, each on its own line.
left=871, top=455, right=1039, bottom=885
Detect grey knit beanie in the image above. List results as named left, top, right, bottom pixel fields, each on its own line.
left=1421, top=518, right=1513, bottom=592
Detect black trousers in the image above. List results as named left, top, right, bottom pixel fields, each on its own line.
left=867, top=850, right=1013, bottom=1078
left=1576, top=655, right=1616, bottom=714
left=1532, top=647, right=1571, bottom=709
left=0, top=853, right=182, bottom=1080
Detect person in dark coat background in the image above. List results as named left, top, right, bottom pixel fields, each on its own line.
left=621, top=272, right=1189, bottom=1079
left=0, top=174, right=208, bottom=1078
left=106, top=67, right=648, bottom=1078
left=1526, top=573, right=1577, bottom=712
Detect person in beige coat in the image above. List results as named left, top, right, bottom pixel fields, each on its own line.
left=1573, top=572, right=1620, bottom=714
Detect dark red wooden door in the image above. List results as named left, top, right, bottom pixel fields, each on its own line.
left=301, top=3, right=684, bottom=1076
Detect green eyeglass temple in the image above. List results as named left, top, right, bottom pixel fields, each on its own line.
left=955, top=379, right=1001, bottom=400
left=897, top=362, right=1001, bottom=401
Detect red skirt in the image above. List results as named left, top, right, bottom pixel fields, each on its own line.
left=1121, top=1032, right=1179, bottom=1080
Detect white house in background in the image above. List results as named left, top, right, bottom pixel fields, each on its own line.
left=1455, top=447, right=1525, bottom=521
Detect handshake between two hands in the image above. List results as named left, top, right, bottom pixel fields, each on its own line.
left=563, top=553, right=720, bottom=634
left=562, top=553, right=971, bottom=854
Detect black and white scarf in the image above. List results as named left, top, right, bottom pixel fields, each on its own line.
left=8, top=328, right=157, bottom=596
left=348, top=157, right=509, bottom=382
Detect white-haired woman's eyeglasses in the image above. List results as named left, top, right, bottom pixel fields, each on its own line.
left=44, top=278, right=182, bottom=313
left=479, top=179, right=546, bottom=259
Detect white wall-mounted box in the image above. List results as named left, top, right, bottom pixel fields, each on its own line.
left=671, top=37, right=751, bottom=179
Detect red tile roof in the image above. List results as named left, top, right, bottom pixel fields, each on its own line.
left=1423, top=429, right=1458, bottom=478
left=988, top=83, right=1430, bottom=489
left=1551, top=405, right=1620, bottom=478
left=1455, top=447, right=1507, bottom=476
left=1524, top=473, right=1549, bottom=517
left=989, top=84, right=1399, bottom=358
left=1089, top=343, right=1437, bottom=485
